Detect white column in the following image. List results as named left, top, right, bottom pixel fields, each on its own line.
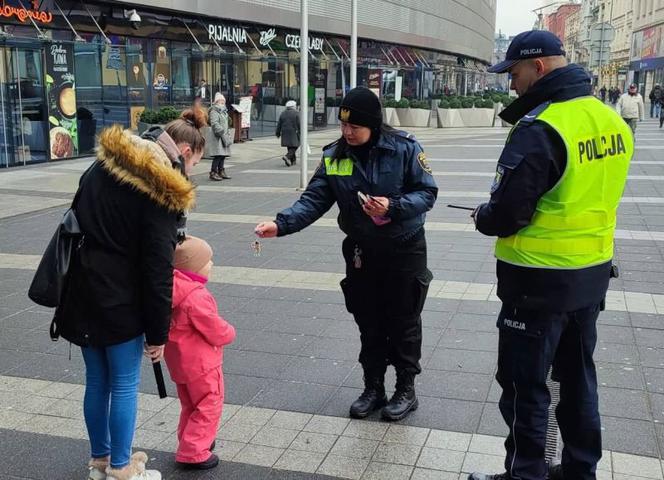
left=350, top=0, right=357, bottom=89
left=299, top=0, right=309, bottom=189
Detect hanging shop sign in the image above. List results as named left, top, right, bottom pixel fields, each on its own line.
left=313, top=70, right=327, bottom=127
left=45, top=42, right=79, bottom=160
left=208, top=24, right=249, bottom=44
left=0, top=0, right=53, bottom=25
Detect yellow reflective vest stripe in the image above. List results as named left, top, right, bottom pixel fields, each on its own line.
left=324, top=157, right=354, bottom=176
left=495, top=96, right=634, bottom=269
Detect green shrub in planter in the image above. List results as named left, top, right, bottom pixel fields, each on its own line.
left=139, top=109, right=159, bottom=124
left=492, top=94, right=502, bottom=104
left=411, top=100, right=430, bottom=109
left=448, top=99, right=462, bottom=109
left=473, top=98, right=485, bottom=108
left=397, top=98, right=410, bottom=108
left=383, top=98, right=399, bottom=108
left=157, top=106, right=181, bottom=124
left=461, top=97, right=475, bottom=108
left=503, top=96, right=515, bottom=107
left=482, top=99, right=494, bottom=109
left=439, top=99, right=451, bottom=109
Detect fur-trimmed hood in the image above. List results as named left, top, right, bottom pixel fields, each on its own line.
left=96, top=125, right=195, bottom=212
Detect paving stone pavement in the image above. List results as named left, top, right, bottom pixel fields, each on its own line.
left=1, top=122, right=664, bottom=479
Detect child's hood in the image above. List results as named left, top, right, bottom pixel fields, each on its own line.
left=172, top=269, right=205, bottom=309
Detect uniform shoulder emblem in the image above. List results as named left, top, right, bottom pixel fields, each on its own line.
left=417, top=151, right=432, bottom=175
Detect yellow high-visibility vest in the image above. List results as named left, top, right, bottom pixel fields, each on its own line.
left=495, top=96, right=634, bottom=269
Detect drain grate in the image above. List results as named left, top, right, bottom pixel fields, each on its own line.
left=545, top=375, right=563, bottom=465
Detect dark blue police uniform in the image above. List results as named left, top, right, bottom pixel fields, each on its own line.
left=472, top=65, right=611, bottom=480
left=274, top=126, right=438, bottom=419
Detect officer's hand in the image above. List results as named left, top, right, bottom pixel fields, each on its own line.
left=363, top=196, right=389, bottom=217
left=255, top=221, right=278, bottom=238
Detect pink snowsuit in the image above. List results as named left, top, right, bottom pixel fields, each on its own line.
left=164, top=269, right=236, bottom=463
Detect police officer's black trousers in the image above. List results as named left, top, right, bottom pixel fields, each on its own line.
left=340, top=234, right=432, bottom=376
left=496, top=303, right=602, bottom=480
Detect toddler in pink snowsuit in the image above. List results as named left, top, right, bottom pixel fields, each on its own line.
left=164, top=235, right=236, bottom=470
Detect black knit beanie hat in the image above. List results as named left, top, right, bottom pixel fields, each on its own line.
left=338, top=87, right=383, bottom=128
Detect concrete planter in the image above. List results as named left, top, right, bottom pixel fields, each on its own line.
left=382, top=107, right=400, bottom=127
left=436, top=108, right=464, bottom=128
left=459, top=108, right=496, bottom=127
left=396, top=108, right=430, bottom=127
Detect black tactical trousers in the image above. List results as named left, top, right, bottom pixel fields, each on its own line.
left=340, top=233, right=432, bottom=376
left=496, top=302, right=603, bottom=480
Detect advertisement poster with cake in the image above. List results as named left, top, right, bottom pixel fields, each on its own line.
left=45, top=42, right=78, bottom=159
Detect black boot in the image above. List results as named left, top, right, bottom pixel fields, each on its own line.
left=548, top=464, right=564, bottom=480
left=219, top=168, right=231, bottom=179
left=349, top=372, right=387, bottom=419
left=381, top=371, right=418, bottom=421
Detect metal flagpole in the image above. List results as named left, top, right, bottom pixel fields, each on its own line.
left=299, top=0, right=309, bottom=190
left=350, top=0, right=357, bottom=89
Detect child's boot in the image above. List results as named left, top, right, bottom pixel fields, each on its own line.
left=105, top=452, right=161, bottom=480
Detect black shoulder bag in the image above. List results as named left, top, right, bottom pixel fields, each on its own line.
left=28, top=163, right=95, bottom=308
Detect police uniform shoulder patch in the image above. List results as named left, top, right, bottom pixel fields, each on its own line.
left=490, top=165, right=505, bottom=194
left=417, top=151, right=432, bottom=175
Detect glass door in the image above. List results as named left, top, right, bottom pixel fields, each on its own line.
left=4, top=46, right=48, bottom=166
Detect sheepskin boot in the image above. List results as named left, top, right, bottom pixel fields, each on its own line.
left=105, top=452, right=161, bottom=480
left=88, top=456, right=109, bottom=480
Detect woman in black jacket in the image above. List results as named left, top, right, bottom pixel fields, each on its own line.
left=56, top=109, right=205, bottom=480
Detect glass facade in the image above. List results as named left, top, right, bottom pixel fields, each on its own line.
left=0, top=0, right=487, bottom=167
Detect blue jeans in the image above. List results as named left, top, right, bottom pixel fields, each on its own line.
left=81, top=336, right=143, bottom=469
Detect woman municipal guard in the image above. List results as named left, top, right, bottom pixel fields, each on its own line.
left=255, top=87, right=438, bottom=421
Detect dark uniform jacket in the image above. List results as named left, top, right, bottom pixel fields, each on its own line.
left=55, top=126, right=195, bottom=347
left=475, top=64, right=614, bottom=312
left=275, top=130, right=438, bottom=244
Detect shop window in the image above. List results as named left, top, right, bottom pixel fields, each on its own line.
left=151, top=40, right=172, bottom=109
left=126, top=38, right=149, bottom=109
left=172, top=42, right=193, bottom=108
left=74, top=39, right=102, bottom=154
left=101, top=36, right=128, bottom=128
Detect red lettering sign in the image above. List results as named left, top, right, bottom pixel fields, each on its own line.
left=0, top=2, right=53, bottom=25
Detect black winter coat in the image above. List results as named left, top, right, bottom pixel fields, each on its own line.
left=276, top=108, right=300, bottom=148
left=55, top=126, right=195, bottom=347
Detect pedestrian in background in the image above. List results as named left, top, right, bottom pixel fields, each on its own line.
left=255, top=87, right=438, bottom=422
left=617, top=83, right=645, bottom=133
left=275, top=100, right=300, bottom=166
left=599, top=85, right=607, bottom=102
left=207, top=93, right=232, bottom=181
left=468, top=30, right=633, bottom=480
left=165, top=235, right=236, bottom=471
left=649, top=83, right=662, bottom=117
left=54, top=110, right=205, bottom=480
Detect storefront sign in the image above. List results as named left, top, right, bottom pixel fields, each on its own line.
left=236, top=96, right=252, bottom=129
left=313, top=70, right=327, bottom=127
left=0, top=0, right=52, bottom=25
left=368, top=69, right=382, bottom=98
left=208, top=24, right=248, bottom=44
left=285, top=34, right=324, bottom=51
left=259, top=28, right=277, bottom=47
left=45, top=42, right=78, bottom=160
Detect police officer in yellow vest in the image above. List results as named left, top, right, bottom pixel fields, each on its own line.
left=255, top=87, right=438, bottom=421
left=468, top=31, right=633, bottom=480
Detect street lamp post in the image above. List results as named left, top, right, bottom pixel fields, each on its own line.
left=350, top=0, right=357, bottom=89
left=299, top=0, right=309, bottom=189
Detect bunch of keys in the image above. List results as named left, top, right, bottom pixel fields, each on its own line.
left=252, top=239, right=262, bottom=257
